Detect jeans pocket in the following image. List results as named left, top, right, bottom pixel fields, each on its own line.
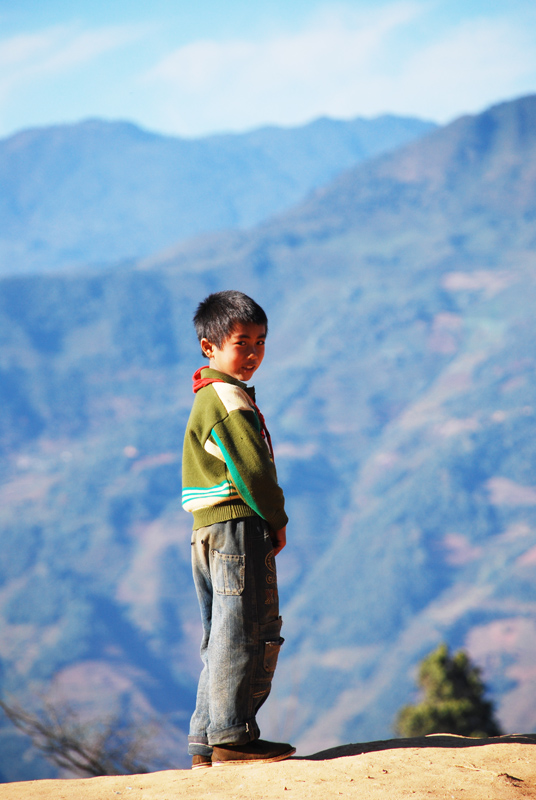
left=260, top=617, right=284, bottom=674
left=211, top=550, right=245, bottom=595
left=263, top=637, right=284, bottom=673
left=251, top=619, right=284, bottom=710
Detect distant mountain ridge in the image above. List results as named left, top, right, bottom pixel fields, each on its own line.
left=1, top=95, right=536, bottom=781
left=269, top=94, right=536, bottom=243
left=0, top=114, right=434, bottom=275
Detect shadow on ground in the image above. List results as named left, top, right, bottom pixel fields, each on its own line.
left=301, top=734, right=536, bottom=761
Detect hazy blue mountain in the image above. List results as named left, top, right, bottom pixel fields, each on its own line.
left=0, top=94, right=536, bottom=780
left=0, top=114, right=434, bottom=276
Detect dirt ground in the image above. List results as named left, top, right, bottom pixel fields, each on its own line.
left=1, top=734, right=535, bottom=800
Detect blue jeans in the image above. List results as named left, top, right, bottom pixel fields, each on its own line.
left=188, top=516, right=283, bottom=756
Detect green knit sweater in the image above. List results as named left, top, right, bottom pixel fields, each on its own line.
left=182, top=367, right=288, bottom=531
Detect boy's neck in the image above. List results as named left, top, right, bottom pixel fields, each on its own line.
left=206, top=362, right=253, bottom=385
left=201, top=364, right=251, bottom=386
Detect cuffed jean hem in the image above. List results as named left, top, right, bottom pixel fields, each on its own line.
left=188, top=718, right=260, bottom=755
left=188, top=736, right=212, bottom=757
left=208, top=717, right=260, bottom=747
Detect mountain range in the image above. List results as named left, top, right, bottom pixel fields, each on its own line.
left=0, top=114, right=433, bottom=276
left=1, top=94, right=536, bottom=781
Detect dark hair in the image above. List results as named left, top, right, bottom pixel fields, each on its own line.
left=194, top=290, right=268, bottom=355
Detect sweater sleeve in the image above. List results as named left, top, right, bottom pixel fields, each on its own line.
left=210, top=408, right=288, bottom=531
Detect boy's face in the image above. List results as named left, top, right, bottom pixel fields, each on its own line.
left=201, top=322, right=266, bottom=382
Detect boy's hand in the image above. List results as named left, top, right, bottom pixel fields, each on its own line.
left=270, top=526, right=287, bottom=556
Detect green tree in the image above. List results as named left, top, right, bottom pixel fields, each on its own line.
left=394, top=643, right=503, bottom=738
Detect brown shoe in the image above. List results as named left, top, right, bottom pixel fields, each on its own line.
left=192, top=754, right=212, bottom=769
left=211, top=739, right=295, bottom=766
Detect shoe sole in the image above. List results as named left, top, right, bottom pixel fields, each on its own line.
left=212, top=747, right=296, bottom=767
left=191, top=756, right=213, bottom=770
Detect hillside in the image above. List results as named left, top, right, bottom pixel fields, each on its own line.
left=0, top=94, right=536, bottom=781
left=1, top=735, right=535, bottom=800
left=0, top=114, right=433, bottom=276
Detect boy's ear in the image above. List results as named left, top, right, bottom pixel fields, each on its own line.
left=200, top=338, right=215, bottom=359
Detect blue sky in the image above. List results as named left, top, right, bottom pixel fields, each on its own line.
left=1, top=0, right=535, bottom=139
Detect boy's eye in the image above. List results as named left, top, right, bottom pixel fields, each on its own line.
left=233, top=338, right=264, bottom=347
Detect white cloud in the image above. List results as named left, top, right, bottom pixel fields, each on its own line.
left=143, top=2, right=536, bottom=135
left=150, top=2, right=420, bottom=90
left=0, top=23, right=146, bottom=100
left=1, top=3, right=535, bottom=138
left=143, top=2, right=425, bottom=133
left=378, top=17, right=536, bottom=121
left=0, top=31, right=57, bottom=68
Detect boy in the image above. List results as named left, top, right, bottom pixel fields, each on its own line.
left=182, top=290, right=294, bottom=768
